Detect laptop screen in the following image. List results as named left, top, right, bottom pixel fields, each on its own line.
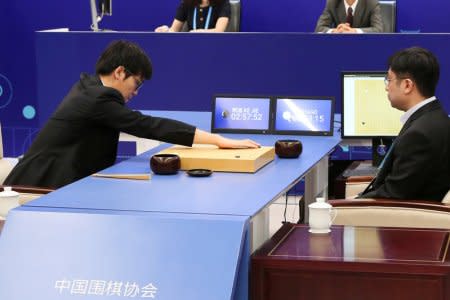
left=211, top=96, right=271, bottom=133
left=273, top=97, right=334, bottom=136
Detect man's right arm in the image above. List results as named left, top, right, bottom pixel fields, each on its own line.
left=193, top=129, right=260, bottom=149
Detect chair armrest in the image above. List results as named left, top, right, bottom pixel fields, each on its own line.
left=346, top=176, right=374, bottom=183
left=1, top=185, right=54, bottom=195
left=329, top=198, right=450, bottom=212
left=328, top=198, right=450, bottom=229
left=345, top=179, right=371, bottom=198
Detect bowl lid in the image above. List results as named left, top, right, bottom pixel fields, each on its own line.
left=308, top=197, right=331, bottom=209
left=0, top=186, right=19, bottom=198
left=187, top=169, right=213, bottom=177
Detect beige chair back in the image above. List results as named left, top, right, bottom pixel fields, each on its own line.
left=333, top=206, right=450, bottom=229
left=442, top=189, right=450, bottom=204
left=345, top=180, right=370, bottom=198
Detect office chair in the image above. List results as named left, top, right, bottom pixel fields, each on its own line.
left=226, top=0, right=241, bottom=32
left=379, top=0, right=396, bottom=32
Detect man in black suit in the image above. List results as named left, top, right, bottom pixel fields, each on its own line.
left=360, top=47, right=450, bottom=201
left=4, top=40, right=259, bottom=189
left=315, top=0, right=383, bottom=33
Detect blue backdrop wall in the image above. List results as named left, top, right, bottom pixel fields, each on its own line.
left=35, top=32, right=450, bottom=124
left=1, top=0, right=450, bottom=156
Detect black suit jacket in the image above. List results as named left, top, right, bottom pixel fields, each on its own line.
left=361, top=100, right=450, bottom=201
left=315, top=0, right=383, bottom=33
left=4, top=74, right=196, bottom=189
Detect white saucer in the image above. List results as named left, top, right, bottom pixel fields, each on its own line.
left=309, top=228, right=331, bottom=234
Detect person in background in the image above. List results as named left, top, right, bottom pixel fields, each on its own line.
left=359, top=47, right=450, bottom=201
left=4, top=40, right=259, bottom=189
left=315, top=0, right=383, bottom=33
left=155, top=0, right=230, bottom=32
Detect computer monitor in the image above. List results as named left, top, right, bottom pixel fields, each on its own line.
left=342, top=71, right=403, bottom=165
left=342, top=71, right=403, bottom=138
left=273, top=96, right=335, bottom=136
left=211, top=95, right=271, bottom=134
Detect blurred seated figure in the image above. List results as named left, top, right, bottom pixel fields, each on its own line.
left=315, top=0, right=383, bottom=33
left=155, top=0, right=230, bottom=33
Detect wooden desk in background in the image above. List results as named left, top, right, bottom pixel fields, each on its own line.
left=252, top=223, right=450, bottom=300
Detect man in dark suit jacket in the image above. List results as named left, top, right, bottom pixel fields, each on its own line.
left=315, top=0, right=383, bottom=33
left=360, top=47, right=450, bottom=201
left=4, top=40, right=259, bottom=189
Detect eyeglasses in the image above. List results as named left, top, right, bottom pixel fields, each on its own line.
left=384, top=76, right=408, bottom=86
left=124, top=68, right=144, bottom=91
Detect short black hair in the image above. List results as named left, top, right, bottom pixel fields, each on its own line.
left=388, top=46, right=439, bottom=98
left=95, top=40, right=152, bottom=80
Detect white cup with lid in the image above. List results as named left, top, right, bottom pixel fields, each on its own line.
left=308, top=197, right=337, bottom=234
left=0, top=186, right=20, bottom=218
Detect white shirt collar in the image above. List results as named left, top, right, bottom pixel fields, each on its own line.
left=400, top=96, right=436, bottom=124
left=344, top=0, right=359, bottom=14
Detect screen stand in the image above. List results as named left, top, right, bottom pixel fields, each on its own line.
left=90, top=0, right=100, bottom=31
left=372, top=137, right=394, bottom=167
